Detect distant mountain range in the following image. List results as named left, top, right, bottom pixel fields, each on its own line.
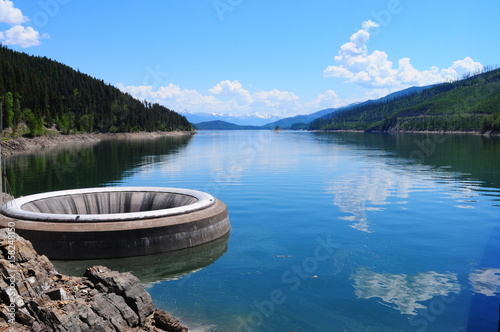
left=181, top=111, right=281, bottom=126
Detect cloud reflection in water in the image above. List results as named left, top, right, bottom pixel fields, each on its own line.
left=469, top=268, right=500, bottom=296
left=353, top=267, right=460, bottom=315
left=327, top=167, right=414, bottom=233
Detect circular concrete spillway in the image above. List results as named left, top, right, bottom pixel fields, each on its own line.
left=0, top=187, right=231, bottom=260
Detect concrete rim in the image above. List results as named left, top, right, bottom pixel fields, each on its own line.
left=1, top=187, right=215, bottom=222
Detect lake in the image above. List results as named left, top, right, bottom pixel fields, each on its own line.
left=5, top=131, right=500, bottom=332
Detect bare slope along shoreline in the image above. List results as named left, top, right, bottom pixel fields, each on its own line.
left=0, top=228, right=189, bottom=331
left=0, top=131, right=196, bottom=158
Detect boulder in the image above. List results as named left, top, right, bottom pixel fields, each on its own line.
left=154, top=309, right=189, bottom=332
left=0, top=228, right=189, bottom=331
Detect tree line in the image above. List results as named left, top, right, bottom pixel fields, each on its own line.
left=0, top=45, right=193, bottom=136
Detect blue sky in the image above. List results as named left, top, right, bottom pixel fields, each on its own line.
left=1, top=0, right=499, bottom=118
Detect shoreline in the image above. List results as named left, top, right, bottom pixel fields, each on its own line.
left=0, top=131, right=196, bottom=157
left=386, top=129, right=499, bottom=136
left=2, top=129, right=497, bottom=158
left=313, top=129, right=500, bottom=136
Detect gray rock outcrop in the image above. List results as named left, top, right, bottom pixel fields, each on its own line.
left=0, top=229, right=188, bottom=331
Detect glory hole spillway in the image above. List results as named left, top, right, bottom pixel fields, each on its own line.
left=0, top=187, right=231, bottom=260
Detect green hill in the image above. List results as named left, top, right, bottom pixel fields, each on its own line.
left=309, top=68, right=500, bottom=133
left=194, top=120, right=261, bottom=130
left=0, top=45, right=193, bottom=136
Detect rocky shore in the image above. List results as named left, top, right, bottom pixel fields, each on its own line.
left=0, top=229, right=189, bottom=331
left=0, top=131, right=196, bottom=158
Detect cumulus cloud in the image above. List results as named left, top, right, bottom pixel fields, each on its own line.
left=324, top=20, right=483, bottom=90
left=117, top=83, right=230, bottom=113
left=0, top=0, right=48, bottom=48
left=361, top=20, right=379, bottom=31
left=0, top=0, right=27, bottom=25
left=208, top=80, right=302, bottom=113
left=208, top=80, right=252, bottom=104
left=2, top=25, right=47, bottom=48
left=306, top=90, right=344, bottom=110
left=115, top=20, right=488, bottom=119
left=118, top=80, right=344, bottom=118
left=252, top=89, right=300, bottom=110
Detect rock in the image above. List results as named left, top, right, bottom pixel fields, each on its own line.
left=15, top=307, right=35, bottom=326
left=84, top=265, right=154, bottom=324
left=154, top=309, right=189, bottom=332
left=45, top=288, right=70, bottom=301
left=0, top=228, right=189, bottom=331
left=76, top=304, right=116, bottom=332
left=92, top=293, right=138, bottom=331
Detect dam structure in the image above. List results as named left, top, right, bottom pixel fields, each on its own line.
left=0, top=187, right=230, bottom=260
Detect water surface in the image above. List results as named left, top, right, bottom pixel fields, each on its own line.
left=6, top=131, right=500, bottom=331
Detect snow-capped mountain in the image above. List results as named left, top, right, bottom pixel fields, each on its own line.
left=180, top=111, right=282, bottom=126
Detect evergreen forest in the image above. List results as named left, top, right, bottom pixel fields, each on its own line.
left=0, top=45, right=193, bottom=137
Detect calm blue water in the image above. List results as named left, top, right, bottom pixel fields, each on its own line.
left=6, top=131, right=500, bottom=331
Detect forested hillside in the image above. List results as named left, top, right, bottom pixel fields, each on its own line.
left=194, top=120, right=261, bottom=130
left=0, top=45, right=193, bottom=136
left=310, top=68, right=500, bottom=133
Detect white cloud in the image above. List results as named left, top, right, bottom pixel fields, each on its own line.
left=0, top=1, right=48, bottom=48
left=364, top=88, right=392, bottom=100
left=447, top=57, right=485, bottom=79
left=2, top=25, right=46, bottom=48
left=208, top=80, right=252, bottom=104
left=117, top=83, right=230, bottom=113
left=361, top=19, right=379, bottom=31
left=118, top=81, right=332, bottom=118
left=324, top=20, right=484, bottom=90
left=252, top=89, right=300, bottom=110
left=0, top=0, right=27, bottom=25
left=306, top=89, right=345, bottom=110
left=116, top=20, right=487, bottom=119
